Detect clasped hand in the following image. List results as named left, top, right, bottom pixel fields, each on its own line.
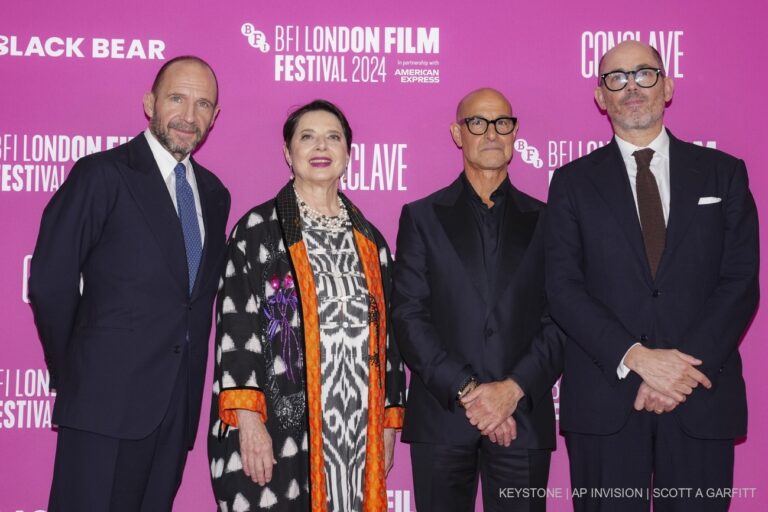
left=626, top=346, right=713, bottom=414
left=461, top=379, right=524, bottom=447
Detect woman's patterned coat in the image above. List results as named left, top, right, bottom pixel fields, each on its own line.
left=208, top=183, right=406, bottom=512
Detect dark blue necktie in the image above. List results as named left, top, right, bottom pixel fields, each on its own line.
left=174, top=162, right=202, bottom=294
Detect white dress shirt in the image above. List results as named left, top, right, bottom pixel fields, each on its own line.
left=615, top=127, right=670, bottom=378
left=144, top=129, right=205, bottom=243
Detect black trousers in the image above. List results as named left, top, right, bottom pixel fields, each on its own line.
left=48, top=361, right=190, bottom=512
left=565, top=409, right=734, bottom=512
left=410, top=439, right=551, bottom=512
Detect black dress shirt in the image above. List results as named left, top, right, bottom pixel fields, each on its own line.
left=461, top=173, right=510, bottom=301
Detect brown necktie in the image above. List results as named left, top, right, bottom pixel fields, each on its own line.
left=633, top=148, right=665, bottom=278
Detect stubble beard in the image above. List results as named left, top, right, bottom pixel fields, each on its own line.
left=150, top=115, right=204, bottom=160
left=611, top=92, right=664, bottom=132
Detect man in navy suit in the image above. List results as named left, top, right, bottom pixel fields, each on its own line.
left=29, top=56, right=230, bottom=511
left=392, top=88, right=563, bottom=512
left=546, top=41, right=758, bottom=511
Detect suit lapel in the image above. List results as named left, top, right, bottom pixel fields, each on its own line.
left=491, top=188, right=539, bottom=302
left=587, top=140, right=652, bottom=283
left=656, top=133, right=705, bottom=280
left=434, top=177, right=488, bottom=304
left=120, top=134, right=188, bottom=295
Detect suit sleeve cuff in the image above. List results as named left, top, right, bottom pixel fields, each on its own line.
left=617, top=342, right=642, bottom=379
left=448, top=369, right=477, bottom=411
left=219, top=389, right=267, bottom=427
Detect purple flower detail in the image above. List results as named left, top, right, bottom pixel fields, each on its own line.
left=265, top=273, right=302, bottom=382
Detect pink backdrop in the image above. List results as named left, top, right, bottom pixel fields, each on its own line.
left=2, top=1, right=766, bottom=510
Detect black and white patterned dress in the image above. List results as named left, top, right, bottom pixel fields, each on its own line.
left=300, top=205, right=370, bottom=512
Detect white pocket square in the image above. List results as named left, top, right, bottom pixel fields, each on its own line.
left=698, top=197, right=721, bottom=205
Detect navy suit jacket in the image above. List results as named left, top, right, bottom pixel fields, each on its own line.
left=29, top=133, right=230, bottom=443
left=392, top=175, right=564, bottom=448
left=546, top=131, right=758, bottom=439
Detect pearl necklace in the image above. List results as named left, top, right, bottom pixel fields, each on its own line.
left=293, top=185, right=349, bottom=230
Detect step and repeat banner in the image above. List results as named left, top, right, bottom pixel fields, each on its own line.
left=2, top=1, right=766, bottom=510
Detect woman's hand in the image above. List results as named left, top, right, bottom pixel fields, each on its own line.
left=384, top=428, right=396, bottom=476
left=236, top=409, right=277, bottom=486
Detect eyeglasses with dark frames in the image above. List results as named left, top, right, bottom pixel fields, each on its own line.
left=462, top=116, right=517, bottom=136
left=600, top=68, right=663, bottom=91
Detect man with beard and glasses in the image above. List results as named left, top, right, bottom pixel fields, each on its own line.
left=29, top=56, right=231, bottom=511
left=546, top=41, right=758, bottom=511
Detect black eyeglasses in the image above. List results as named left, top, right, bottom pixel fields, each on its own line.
left=600, top=68, right=663, bottom=91
left=462, top=116, right=517, bottom=136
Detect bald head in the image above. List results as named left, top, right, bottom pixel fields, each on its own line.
left=456, top=88, right=512, bottom=121
left=450, top=87, right=517, bottom=177
left=598, top=41, right=665, bottom=77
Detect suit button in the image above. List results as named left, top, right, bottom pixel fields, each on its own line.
left=174, top=345, right=181, bottom=354
left=485, top=328, right=494, bottom=338
left=640, top=334, right=649, bottom=342
left=652, top=289, right=661, bottom=298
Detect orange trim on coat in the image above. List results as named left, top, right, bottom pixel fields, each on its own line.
left=219, top=389, right=267, bottom=427
left=288, top=241, right=328, bottom=512
left=354, top=230, right=389, bottom=512
left=384, top=407, right=405, bottom=430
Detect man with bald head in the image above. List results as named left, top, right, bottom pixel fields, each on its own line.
left=392, top=88, right=563, bottom=511
left=546, top=41, right=758, bottom=511
left=30, top=56, right=231, bottom=510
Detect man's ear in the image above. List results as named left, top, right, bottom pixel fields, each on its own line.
left=594, top=86, right=607, bottom=111
left=663, top=77, right=675, bottom=103
left=450, top=122, right=463, bottom=148
left=143, top=92, right=155, bottom=118
left=209, top=105, right=221, bottom=129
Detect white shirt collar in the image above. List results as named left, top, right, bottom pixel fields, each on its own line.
left=615, top=127, right=670, bottom=161
left=143, top=128, right=192, bottom=179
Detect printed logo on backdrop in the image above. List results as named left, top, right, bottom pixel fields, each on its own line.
left=545, top=139, right=717, bottom=183
left=515, top=139, right=544, bottom=169
left=341, top=142, right=408, bottom=192
left=0, top=368, right=54, bottom=429
left=1, top=134, right=133, bottom=193
left=552, top=379, right=560, bottom=422
left=581, top=31, right=684, bottom=79
left=22, top=255, right=31, bottom=303
left=0, top=34, right=164, bottom=59
left=512, top=135, right=702, bottom=185
left=387, top=489, right=414, bottom=512
left=240, top=23, right=440, bottom=84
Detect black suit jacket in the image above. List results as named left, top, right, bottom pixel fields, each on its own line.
left=546, top=131, right=759, bottom=439
left=29, top=133, right=230, bottom=443
left=392, top=174, right=563, bottom=448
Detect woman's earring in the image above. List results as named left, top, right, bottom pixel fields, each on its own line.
left=341, top=161, right=349, bottom=182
